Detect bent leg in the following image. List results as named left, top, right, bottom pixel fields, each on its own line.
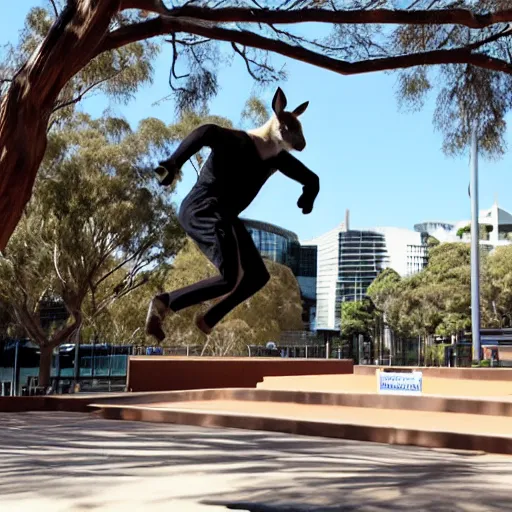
left=201, top=219, right=270, bottom=331
left=164, top=219, right=243, bottom=311
left=145, top=211, right=243, bottom=341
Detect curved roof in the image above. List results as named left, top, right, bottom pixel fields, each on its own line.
left=414, top=221, right=455, bottom=233
left=241, top=218, right=299, bottom=242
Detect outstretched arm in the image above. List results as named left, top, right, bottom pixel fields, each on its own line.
left=273, top=150, right=320, bottom=214
left=156, top=123, right=223, bottom=185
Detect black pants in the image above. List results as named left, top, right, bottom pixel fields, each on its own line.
left=160, top=199, right=270, bottom=329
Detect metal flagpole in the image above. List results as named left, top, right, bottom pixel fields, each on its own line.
left=470, top=121, right=481, bottom=363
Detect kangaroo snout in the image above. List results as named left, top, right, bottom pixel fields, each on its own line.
left=295, top=139, right=306, bottom=151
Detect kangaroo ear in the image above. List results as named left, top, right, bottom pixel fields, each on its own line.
left=293, top=101, right=309, bottom=117
left=272, top=87, right=287, bottom=116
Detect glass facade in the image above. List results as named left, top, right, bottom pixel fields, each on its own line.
left=242, top=219, right=317, bottom=279
left=335, top=231, right=388, bottom=329
left=297, top=245, right=317, bottom=278
left=242, top=218, right=318, bottom=331
left=310, top=223, right=429, bottom=332
left=243, top=218, right=300, bottom=271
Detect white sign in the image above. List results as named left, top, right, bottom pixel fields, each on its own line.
left=377, top=370, right=423, bottom=396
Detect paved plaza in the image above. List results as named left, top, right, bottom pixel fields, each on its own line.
left=1, top=411, right=511, bottom=512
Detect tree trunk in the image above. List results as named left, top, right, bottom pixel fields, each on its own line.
left=39, top=344, right=53, bottom=389
left=0, top=0, right=119, bottom=250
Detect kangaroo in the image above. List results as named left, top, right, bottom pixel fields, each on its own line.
left=147, top=87, right=319, bottom=341
left=247, top=87, right=309, bottom=160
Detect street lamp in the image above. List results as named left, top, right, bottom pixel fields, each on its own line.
left=469, top=121, right=481, bottom=363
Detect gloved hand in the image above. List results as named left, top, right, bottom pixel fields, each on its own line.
left=154, top=160, right=180, bottom=187
left=297, top=192, right=315, bottom=215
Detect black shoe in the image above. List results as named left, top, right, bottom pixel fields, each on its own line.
left=195, top=314, right=212, bottom=335
left=145, top=297, right=168, bottom=342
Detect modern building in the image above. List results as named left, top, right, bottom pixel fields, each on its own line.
left=242, top=218, right=317, bottom=330
left=304, top=210, right=428, bottom=333
left=243, top=201, right=512, bottom=336
left=414, top=201, right=512, bottom=251
left=242, top=219, right=300, bottom=270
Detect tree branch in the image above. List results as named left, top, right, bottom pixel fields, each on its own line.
left=93, top=245, right=148, bottom=290
left=13, top=303, right=48, bottom=345
left=95, top=274, right=149, bottom=316
left=231, top=42, right=280, bottom=82
left=53, top=243, right=67, bottom=285
left=117, top=4, right=512, bottom=30
left=101, top=17, right=512, bottom=78
left=49, top=311, right=82, bottom=349
left=50, top=0, right=59, bottom=18
left=467, top=25, right=512, bottom=51
left=120, top=0, right=165, bottom=14
left=52, top=70, right=123, bottom=113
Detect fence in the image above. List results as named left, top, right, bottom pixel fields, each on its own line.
left=0, top=353, right=130, bottom=396
left=1, top=338, right=506, bottom=396
left=132, top=345, right=204, bottom=356
left=247, top=344, right=329, bottom=358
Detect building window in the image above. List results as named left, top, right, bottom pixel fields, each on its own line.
left=337, top=231, right=388, bottom=304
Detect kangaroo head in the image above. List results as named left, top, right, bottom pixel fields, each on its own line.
left=270, top=87, right=309, bottom=152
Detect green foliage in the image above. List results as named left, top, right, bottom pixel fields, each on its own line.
left=368, top=244, right=474, bottom=338
left=91, top=236, right=304, bottom=352
left=472, top=359, right=491, bottom=368
left=482, top=245, right=512, bottom=328
left=341, top=299, right=377, bottom=341
left=367, top=268, right=403, bottom=334
left=427, top=236, right=440, bottom=248
left=369, top=241, right=512, bottom=340
left=391, top=3, right=512, bottom=159
left=367, top=268, right=401, bottom=306
left=0, top=301, right=14, bottom=338
left=154, top=240, right=303, bottom=354
left=241, top=96, right=270, bottom=128
left=82, top=267, right=169, bottom=345
left=0, top=2, right=290, bottom=378
left=1, top=2, right=158, bottom=126
left=165, top=110, right=234, bottom=178
left=425, top=344, right=449, bottom=367
left=0, top=39, right=278, bottom=362
left=456, top=224, right=492, bottom=240
left=0, top=111, right=187, bottom=383
left=6, top=1, right=512, bottom=159
left=456, top=225, right=471, bottom=239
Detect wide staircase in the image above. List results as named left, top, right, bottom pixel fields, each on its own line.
left=89, top=369, right=512, bottom=456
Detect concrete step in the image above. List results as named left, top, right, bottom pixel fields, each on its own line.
left=85, top=387, right=512, bottom=416
left=257, top=372, right=512, bottom=398
left=90, top=398, right=512, bottom=456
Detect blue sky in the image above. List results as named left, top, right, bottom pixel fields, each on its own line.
left=3, top=3, right=512, bottom=242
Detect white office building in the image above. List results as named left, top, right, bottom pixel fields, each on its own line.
left=414, top=201, right=512, bottom=251
left=303, top=211, right=428, bottom=332
left=303, top=224, right=344, bottom=332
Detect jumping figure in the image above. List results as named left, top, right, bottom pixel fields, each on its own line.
left=146, top=87, right=320, bottom=342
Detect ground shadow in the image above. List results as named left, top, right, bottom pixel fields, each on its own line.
left=0, top=411, right=510, bottom=511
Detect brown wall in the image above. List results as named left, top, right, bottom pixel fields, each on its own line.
left=0, top=396, right=98, bottom=413
left=127, top=357, right=354, bottom=392
left=0, top=397, right=45, bottom=412
left=354, top=365, right=512, bottom=381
